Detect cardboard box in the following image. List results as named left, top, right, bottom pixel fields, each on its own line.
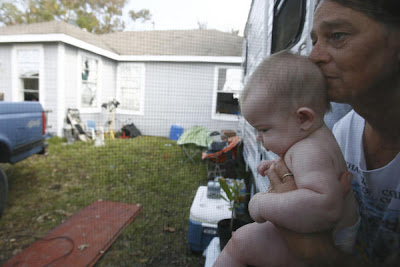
left=221, top=130, right=236, bottom=138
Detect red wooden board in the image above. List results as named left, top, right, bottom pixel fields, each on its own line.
left=4, top=200, right=142, bottom=267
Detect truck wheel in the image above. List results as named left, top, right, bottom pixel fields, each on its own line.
left=0, top=168, right=8, bottom=218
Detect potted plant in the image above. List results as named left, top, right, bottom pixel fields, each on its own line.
left=217, top=177, right=248, bottom=251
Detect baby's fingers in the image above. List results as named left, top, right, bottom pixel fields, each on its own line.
left=257, top=160, right=276, bottom=176
left=266, top=163, right=282, bottom=189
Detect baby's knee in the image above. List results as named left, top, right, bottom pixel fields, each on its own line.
left=229, top=223, right=270, bottom=256
left=225, top=223, right=255, bottom=256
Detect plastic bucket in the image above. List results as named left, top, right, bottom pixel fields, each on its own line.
left=169, top=125, right=184, bottom=140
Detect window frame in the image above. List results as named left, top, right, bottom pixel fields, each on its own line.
left=271, top=0, right=307, bottom=54
left=78, top=51, right=102, bottom=113
left=12, top=44, right=44, bottom=104
left=115, top=62, right=145, bottom=116
left=211, top=65, right=243, bottom=121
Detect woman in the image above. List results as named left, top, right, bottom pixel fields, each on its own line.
left=218, top=0, right=400, bottom=265
left=267, top=0, right=400, bottom=264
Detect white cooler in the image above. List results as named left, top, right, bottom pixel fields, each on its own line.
left=188, top=186, right=231, bottom=252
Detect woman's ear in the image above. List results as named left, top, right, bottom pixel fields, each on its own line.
left=296, top=107, right=315, bottom=131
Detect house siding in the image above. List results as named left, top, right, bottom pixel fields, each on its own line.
left=0, top=26, right=243, bottom=138
left=43, top=43, right=58, bottom=135
left=64, top=45, right=79, bottom=112
left=0, top=44, right=12, bottom=101
left=101, top=57, right=117, bottom=105
left=110, top=62, right=241, bottom=137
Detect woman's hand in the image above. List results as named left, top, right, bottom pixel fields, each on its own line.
left=259, top=159, right=297, bottom=193
left=260, top=158, right=353, bottom=196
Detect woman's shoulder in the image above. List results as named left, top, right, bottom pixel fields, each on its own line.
left=332, top=110, right=364, bottom=135
left=332, top=110, right=365, bottom=159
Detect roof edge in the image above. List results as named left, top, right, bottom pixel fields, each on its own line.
left=0, top=33, right=242, bottom=63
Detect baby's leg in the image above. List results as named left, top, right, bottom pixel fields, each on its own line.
left=213, top=221, right=304, bottom=267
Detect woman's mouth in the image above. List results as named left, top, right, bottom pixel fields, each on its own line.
left=325, top=75, right=338, bottom=80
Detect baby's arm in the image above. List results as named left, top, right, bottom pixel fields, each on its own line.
left=250, top=143, right=344, bottom=233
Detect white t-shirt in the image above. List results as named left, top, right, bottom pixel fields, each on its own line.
left=333, top=110, right=400, bottom=263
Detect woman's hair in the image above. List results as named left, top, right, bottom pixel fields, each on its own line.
left=317, top=0, right=400, bottom=28
left=240, top=51, right=330, bottom=115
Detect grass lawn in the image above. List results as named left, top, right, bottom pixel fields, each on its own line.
left=0, top=136, right=249, bottom=266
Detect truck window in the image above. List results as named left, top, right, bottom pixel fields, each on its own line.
left=271, top=0, right=306, bottom=54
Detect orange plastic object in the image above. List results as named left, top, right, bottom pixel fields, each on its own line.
left=4, top=200, right=142, bottom=267
left=202, top=136, right=241, bottom=161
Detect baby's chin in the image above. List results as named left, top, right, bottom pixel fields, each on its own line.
left=264, top=148, right=282, bottom=157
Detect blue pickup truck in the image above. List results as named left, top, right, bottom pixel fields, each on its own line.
left=0, top=102, right=48, bottom=217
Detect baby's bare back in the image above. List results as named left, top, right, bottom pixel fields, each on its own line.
left=284, top=124, right=358, bottom=231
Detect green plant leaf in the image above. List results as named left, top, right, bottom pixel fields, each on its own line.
left=218, top=177, right=232, bottom=201
left=219, top=194, right=228, bottom=202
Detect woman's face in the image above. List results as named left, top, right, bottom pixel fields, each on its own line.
left=309, top=0, right=400, bottom=104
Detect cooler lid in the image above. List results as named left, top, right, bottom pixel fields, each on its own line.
left=189, top=186, right=231, bottom=224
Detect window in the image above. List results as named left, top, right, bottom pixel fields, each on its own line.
left=17, top=49, right=40, bottom=101
left=81, top=56, right=99, bottom=108
left=213, top=66, right=243, bottom=120
left=117, top=63, right=145, bottom=114
left=271, top=0, right=306, bottom=54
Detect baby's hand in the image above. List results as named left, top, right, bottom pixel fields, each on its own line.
left=257, top=159, right=279, bottom=176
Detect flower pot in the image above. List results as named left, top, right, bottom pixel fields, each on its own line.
left=217, top=218, right=248, bottom=251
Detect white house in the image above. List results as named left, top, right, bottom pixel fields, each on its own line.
left=0, top=21, right=244, bottom=137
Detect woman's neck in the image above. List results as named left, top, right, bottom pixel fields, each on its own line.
left=350, top=83, right=400, bottom=169
left=362, top=122, right=400, bottom=170
left=352, top=97, right=400, bottom=169
left=351, top=84, right=400, bottom=144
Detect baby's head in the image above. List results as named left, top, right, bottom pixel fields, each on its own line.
left=240, top=51, right=330, bottom=156
left=241, top=51, right=330, bottom=117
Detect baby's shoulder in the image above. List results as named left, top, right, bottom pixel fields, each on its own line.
left=286, top=129, right=339, bottom=162
left=301, top=126, right=338, bottom=149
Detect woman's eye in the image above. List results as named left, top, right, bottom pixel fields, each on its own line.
left=311, top=36, right=317, bottom=46
left=329, top=32, right=348, bottom=47
left=258, top=129, right=268, bottom=133
left=332, top=32, right=347, bottom=41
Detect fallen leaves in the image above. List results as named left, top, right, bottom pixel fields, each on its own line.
left=36, top=209, right=72, bottom=223
left=48, top=184, right=61, bottom=190
left=163, top=225, right=175, bottom=233
left=36, top=213, right=54, bottom=223
left=78, top=243, right=90, bottom=251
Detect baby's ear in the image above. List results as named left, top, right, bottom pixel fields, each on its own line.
left=296, top=107, right=315, bottom=131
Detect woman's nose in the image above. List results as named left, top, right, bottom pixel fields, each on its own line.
left=309, top=42, right=330, bottom=65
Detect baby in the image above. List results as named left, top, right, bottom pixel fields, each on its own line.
left=214, top=52, right=359, bottom=266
